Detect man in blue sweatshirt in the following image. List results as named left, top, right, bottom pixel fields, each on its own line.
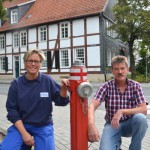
left=0, top=49, right=70, bottom=150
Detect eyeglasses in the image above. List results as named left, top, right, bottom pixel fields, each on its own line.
left=26, top=60, right=41, bottom=65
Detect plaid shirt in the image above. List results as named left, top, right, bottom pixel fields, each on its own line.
left=94, top=79, right=146, bottom=122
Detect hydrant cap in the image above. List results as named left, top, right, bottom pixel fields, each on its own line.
left=77, top=82, right=93, bottom=98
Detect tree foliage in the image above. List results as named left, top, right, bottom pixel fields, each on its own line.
left=136, top=42, right=150, bottom=77
left=0, top=0, right=12, bottom=20
left=110, top=0, right=150, bottom=79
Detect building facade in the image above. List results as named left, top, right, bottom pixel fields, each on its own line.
left=0, top=0, right=128, bottom=81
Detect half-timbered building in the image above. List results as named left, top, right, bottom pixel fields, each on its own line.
left=0, top=0, right=128, bottom=81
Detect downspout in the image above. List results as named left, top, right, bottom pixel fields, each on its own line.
left=100, top=12, right=107, bottom=81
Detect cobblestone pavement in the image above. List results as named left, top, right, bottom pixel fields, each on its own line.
left=0, top=93, right=150, bottom=150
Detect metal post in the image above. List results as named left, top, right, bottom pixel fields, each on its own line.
left=146, top=55, right=147, bottom=82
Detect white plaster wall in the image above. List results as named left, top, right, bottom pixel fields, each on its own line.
left=13, top=48, right=19, bottom=53
left=87, top=35, right=100, bottom=45
left=28, top=43, right=37, bottom=50
left=86, top=16, right=99, bottom=34
left=0, top=50, right=5, bottom=54
left=60, top=39, right=70, bottom=48
left=6, top=46, right=12, bottom=53
left=87, top=68, right=101, bottom=71
left=73, top=19, right=84, bottom=36
left=38, top=42, right=47, bottom=50
left=20, top=47, right=27, bottom=52
left=51, top=69, right=59, bottom=72
left=87, top=46, right=100, bottom=66
left=49, top=41, right=57, bottom=49
left=73, top=37, right=84, bottom=46
left=6, top=33, right=12, bottom=45
left=49, top=24, right=58, bottom=40
left=28, top=28, right=36, bottom=43
left=7, top=54, right=12, bottom=70
left=20, top=53, right=25, bottom=69
left=60, top=68, right=70, bottom=72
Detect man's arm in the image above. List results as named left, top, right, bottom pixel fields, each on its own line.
left=121, top=102, right=147, bottom=115
left=88, top=99, right=101, bottom=142
left=111, top=102, right=147, bottom=128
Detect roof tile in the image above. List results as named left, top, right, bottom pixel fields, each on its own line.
left=1, top=0, right=106, bottom=31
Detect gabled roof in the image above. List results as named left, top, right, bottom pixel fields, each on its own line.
left=1, top=0, right=107, bottom=32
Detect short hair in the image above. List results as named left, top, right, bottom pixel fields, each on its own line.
left=111, top=55, right=128, bottom=68
left=23, top=49, right=45, bottom=62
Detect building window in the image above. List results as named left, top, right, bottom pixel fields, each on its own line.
left=60, top=49, right=70, bottom=67
left=39, top=26, right=47, bottom=42
left=60, top=22, right=69, bottom=39
left=42, top=51, right=47, bottom=67
left=11, top=9, right=18, bottom=24
left=74, top=48, right=85, bottom=65
left=0, top=57, right=5, bottom=71
left=0, top=19, right=1, bottom=27
left=0, top=35, right=5, bottom=50
left=106, top=20, right=116, bottom=38
left=107, top=50, right=116, bottom=66
left=20, top=31, right=27, bottom=47
left=13, top=33, right=19, bottom=48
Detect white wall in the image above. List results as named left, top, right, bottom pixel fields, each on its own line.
left=87, top=46, right=100, bottom=66
left=86, top=16, right=99, bottom=34
left=73, top=19, right=84, bottom=36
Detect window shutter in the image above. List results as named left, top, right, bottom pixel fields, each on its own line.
left=55, top=50, right=60, bottom=69
left=5, top=56, right=8, bottom=72
left=47, top=51, right=52, bottom=69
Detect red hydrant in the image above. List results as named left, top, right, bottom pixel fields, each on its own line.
left=69, top=60, right=93, bottom=150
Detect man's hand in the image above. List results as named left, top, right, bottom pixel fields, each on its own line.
left=111, top=109, right=123, bottom=128
left=88, top=123, right=100, bottom=142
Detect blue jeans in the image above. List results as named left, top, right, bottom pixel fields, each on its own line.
left=0, top=124, right=55, bottom=150
left=99, top=113, right=148, bottom=150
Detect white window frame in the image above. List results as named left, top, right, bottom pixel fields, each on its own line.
left=13, top=32, right=19, bottom=48
left=60, top=49, right=70, bottom=68
left=20, top=31, right=27, bottom=47
left=0, top=57, right=5, bottom=71
left=0, top=35, right=5, bottom=50
left=39, top=26, right=47, bottom=42
left=11, top=9, right=18, bottom=24
left=60, top=22, right=69, bottom=39
left=107, top=50, right=116, bottom=66
left=74, top=48, right=85, bottom=65
left=42, top=51, right=47, bottom=68
left=106, top=19, right=116, bottom=38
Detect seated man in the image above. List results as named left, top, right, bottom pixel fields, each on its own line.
left=88, top=55, right=148, bottom=150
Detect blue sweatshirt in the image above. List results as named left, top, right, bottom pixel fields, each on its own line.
left=6, top=72, right=70, bottom=126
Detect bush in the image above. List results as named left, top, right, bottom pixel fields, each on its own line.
left=127, top=74, right=150, bottom=82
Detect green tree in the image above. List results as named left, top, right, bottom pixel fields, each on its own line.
left=136, top=42, right=150, bottom=76
left=110, top=0, right=150, bottom=79
left=0, top=0, right=12, bottom=20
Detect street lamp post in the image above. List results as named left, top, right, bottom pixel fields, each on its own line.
left=146, top=55, right=148, bottom=82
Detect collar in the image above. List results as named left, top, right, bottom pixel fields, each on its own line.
left=23, top=72, right=42, bottom=83
left=114, top=78, right=129, bottom=87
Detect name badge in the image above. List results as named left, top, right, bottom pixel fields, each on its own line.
left=40, top=92, right=49, bottom=97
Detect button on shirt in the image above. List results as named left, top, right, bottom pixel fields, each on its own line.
left=94, top=79, right=146, bottom=122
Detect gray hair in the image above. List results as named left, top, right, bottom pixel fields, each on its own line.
left=23, top=49, right=45, bottom=62
left=111, top=55, right=128, bottom=68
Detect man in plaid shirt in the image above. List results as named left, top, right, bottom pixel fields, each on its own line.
left=88, top=55, right=148, bottom=150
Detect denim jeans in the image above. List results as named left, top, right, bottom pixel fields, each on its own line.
left=99, top=113, right=148, bottom=150
left=0, top=124, right=55, bottom=150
